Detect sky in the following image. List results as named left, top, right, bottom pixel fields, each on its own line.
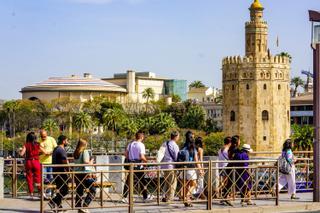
left=0, top=0, right=319, bottom=99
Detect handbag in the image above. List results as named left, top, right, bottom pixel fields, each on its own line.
left=278, top=153, right=292, bottom=174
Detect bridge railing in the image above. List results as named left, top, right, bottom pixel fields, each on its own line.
left=40, top=159, right=279, bottom=213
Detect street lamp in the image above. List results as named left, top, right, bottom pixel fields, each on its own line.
left=309, top=9, right=320, bottom=202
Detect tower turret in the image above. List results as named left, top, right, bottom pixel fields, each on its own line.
left=245, top=0, right=268, bottom=58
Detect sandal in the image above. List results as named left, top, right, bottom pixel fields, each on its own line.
left=184, top=202, right=193, bottom=207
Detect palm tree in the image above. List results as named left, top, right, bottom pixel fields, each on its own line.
left=142, top=88, right=155, bottom=104
left=74, top=112, right=92, bottom=134
left=42, top=119, right=59, bottom=135
left=103, top=108, right=125, bottom=133
left=3, top=100, right=19, bottom=137
left=291, top=124, right=313, bottom=152
left=189, top=81, right=205, bottom=89
left=277, top=52, right=292, bottom=63
left=291, top=77, right=304, bottom=97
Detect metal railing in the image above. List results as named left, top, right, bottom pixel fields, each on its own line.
left=40, top=159, right=279, bottom=213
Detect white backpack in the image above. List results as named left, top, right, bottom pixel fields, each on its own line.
left=156, top=142, right=167, bottom=163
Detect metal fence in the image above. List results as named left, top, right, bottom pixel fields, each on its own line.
left=40, top=160, right=279, bottom=213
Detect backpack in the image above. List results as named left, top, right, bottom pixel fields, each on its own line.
left=176, top=148, right=190, bottom=168
left=278, top=153, right=292, bottom=174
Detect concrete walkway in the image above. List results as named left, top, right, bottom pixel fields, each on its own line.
left=0, top=193, right=319, bottom=213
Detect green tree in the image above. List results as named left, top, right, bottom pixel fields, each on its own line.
left=148, top=113, right=176, bottom=135
left=171, top=94, right=182, bottom=103
left=277, top=52, right=292, bottom=63
left=181, top=105, right=206, bottom=130
left=103, top=108, right=126, bottom=134
left=3, top=100, right=19, bottom=137
left=204, top=118, right=221, bottom=134
left=189, top=81, right=205, bottom=89
left=73, top=112, right=92, bottom=133
left=291, top=124, right=314, bottom=151
left=290, top=77, right=304, bottom=97
left=203, top=132, right=225, bottom=156
left=42, top=119, right=59, bottom=135
left=164, top=103, right=187, bottom=127
left=142, top=88, right=155, bottom=104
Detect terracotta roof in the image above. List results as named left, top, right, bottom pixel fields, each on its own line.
left=21, top=75, right=127, bottom=93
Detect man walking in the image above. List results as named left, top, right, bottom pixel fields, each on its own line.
left=161, top=131, right=180, bottom=203
left=48, top=135, right=69, bottom=211
left=122, top=131, right=153, bottom=202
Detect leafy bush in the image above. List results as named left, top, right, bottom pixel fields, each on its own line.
left=203, top=132, right=225, bottom=156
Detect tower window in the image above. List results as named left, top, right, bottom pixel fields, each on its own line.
left=263, top=84, right=267, bottom=90
left=263, top=136, right=267, bottom=141
left=230, top=111, right=236, bottom=122
left=260, top=72, right=264, bottom=78
left=232, top=85, right=235, bottom=90
left=246, top=84, right=250, bottom=90
left=278, top=84, right=281, bottom=90
left=262, top=110, right=269, bottom=121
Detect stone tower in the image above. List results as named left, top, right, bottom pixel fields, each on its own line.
left=222, top=0, right=291, bottom=152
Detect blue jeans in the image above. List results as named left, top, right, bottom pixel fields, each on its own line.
left=43, top=166, right=53, bottom=184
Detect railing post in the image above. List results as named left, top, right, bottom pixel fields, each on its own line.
left=71, top=172, right=75, bottom=209
left=183, top=168, right=186, bottom=203
left=207, top=161, right=212, bottom=210
left=40, top=164, right=44, bottom=213
left=128, top=164, right=134, bottom=213
left=276, top=160, right=279, bottom=206
left=12, top=158, right=17, bottom=198
left=232, top=168, right=236, bottom=201
left=306, top=159, right=310, bottom=190
left=157, top=169, right=160, bottom=206
left=255, top=167, right=258, bottom=199
left=100, top=171, right=103, bottom=208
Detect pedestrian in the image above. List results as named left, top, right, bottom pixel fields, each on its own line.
left=122, top=131, right=154, bottom=203
left=218, top=137, right=232, bottom=201
left=194, top=136, right=205, bottom=199
left=181, top=139, right=204, bottom=207
left=161, top=131, right=180, bottom=203
left=221, top=135, right=241, bottom=207
left=73, top=139, right=96, bottom=213
left=48, top=135, right=70, bottom=211
left=19, top=132, right=43, bottom=199
left=39, top=129, right=57, bottom=198
left=277, top=139, right=300, bottom=200
left=234, top=144, right=255, bottom=206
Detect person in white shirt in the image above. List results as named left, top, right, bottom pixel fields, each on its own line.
left=122, top=131, right=153, bottom=203
left=218, top=136, right=232, bottom=206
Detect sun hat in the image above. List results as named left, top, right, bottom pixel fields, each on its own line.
left=242, top=144, right=253, bottom=153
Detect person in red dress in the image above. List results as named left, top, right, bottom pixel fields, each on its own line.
left=19, top=132, right=45, bottom=199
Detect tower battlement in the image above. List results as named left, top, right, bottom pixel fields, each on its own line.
left=222, top=55, right=290, bottom=66
left=245, top=21, right=268, bottom=26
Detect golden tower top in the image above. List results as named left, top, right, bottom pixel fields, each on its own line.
left=250, top=0, right=264, bottom=10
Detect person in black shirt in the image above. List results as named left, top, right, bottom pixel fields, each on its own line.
left=48, top=135, right=69, bottom=210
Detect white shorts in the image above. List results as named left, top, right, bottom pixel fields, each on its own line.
left=185, top=169, right=197, bottom=180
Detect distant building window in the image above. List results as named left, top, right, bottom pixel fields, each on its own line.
left=263, top=84, right=267, bottom=90
left=230, top=111, right=236, bottom=121
left=278, top=84, right=281, bottom=90
left=262, top=110, right=269, bottom=121
left=246, top=84, right=250, bottom=90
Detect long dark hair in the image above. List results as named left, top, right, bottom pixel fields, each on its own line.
left=195, top=136, right=203, bottom=151
left=184, top=130, right=194, bottom=148
left=282, top=139, right=292, bottom=152
left=26, top=132, right=37, bottom=145
left=228, top=135, right=240, bottom=159
left=74, top=139, right=88, bottom=160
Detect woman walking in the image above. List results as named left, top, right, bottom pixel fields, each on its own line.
left=74, top=139, right=97, bottom=213
left=19, top=132, right=42, bottom=199
left=195, top=137, right=205, bottom=199
left=234, top=144, right=254, bottom=206
left=277, top=139, right=299, bottom=200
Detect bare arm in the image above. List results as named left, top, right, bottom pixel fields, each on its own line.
left=140, top=154, right=147, bottom=163
left=19, top=146, right=26, bottom=157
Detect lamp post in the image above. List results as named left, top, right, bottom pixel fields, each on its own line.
left=309, top=10, right=320, bottom=202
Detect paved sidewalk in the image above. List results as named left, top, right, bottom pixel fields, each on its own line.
left=0, top=193, right=319, bottom=213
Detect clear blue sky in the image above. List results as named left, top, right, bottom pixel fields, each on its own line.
left=0, top=0, right=318, bottom=99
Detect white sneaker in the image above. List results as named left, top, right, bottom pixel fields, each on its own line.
left=143, top=194, right=155, bottom=202
left=121, top=198, right=129, bottom=203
